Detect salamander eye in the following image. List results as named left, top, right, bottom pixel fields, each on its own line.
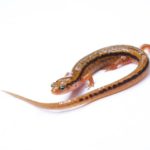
left=59, top=85, right=65, bottom=90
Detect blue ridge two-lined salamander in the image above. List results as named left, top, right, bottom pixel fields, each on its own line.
left=3, top=44, right=150, bottom=110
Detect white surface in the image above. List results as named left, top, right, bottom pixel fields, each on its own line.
left=0, top=0, right=150, bottom=150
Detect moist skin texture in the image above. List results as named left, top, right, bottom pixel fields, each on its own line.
left=3, top=45, right=149, bottom=110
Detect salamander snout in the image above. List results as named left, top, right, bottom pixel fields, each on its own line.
left=51, top=77, right=71, bottom=95
left=51, top=84, right=67, bottom=95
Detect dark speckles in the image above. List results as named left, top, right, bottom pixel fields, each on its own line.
left=102, top=88, right=107, bottom=92
left=93, top=92, right=99, bottom=96
left=75, top=48, right=149, bottom=104
left=107, top=86, right=113, bottom=90
left=98, top=89, right=105, bottom=94
left=132, top=73, right=139, bottom=79
left=112, top=84, right=118, bottom=88
left=79, top=96, right=89, bottom=102
left=79, top=98, right=84, bottom=102
left=85, top=96, right=89, bottom=100
left=70, top=46, right=144, bottom=87
left=89, top=94, right=93, bottom=97
left=116, top=82, right=124, bottom=86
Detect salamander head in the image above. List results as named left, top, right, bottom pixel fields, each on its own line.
left=51, top=76, right=83, bottom=95
left=51, top=77, right=73, bottom=95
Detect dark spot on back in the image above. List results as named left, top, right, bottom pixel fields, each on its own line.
left=112, top=84, right=118, bottom=88
left=85, top=96, right=89, bottom=100
left=79, top=98, right=84, bottom=102
left=89, top=94, right=93, bottom=97
left=108, top=86, right=113, bottom=90
left=98, top=90, right=105, bottom=94
left=93, top=92, right=98, bottom=96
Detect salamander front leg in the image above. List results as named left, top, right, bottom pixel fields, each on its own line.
left=82, top=73, right=94, bottom=88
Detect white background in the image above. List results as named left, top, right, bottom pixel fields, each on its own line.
left=0, top=0, right=150, bottom=150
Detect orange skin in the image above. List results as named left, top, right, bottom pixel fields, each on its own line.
left=140, top=44, right=150, bottom=52
left=3, top=44, right=150, bottom=110
left=51, top=77, right=84, bottom=95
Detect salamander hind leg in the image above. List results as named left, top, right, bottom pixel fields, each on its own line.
left=140, top=44, right=150, bottom=52
left=105, top=56, right=135, bottom=71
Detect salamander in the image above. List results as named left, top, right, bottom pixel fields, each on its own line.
left=3, top=44, right=150, bottom=110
